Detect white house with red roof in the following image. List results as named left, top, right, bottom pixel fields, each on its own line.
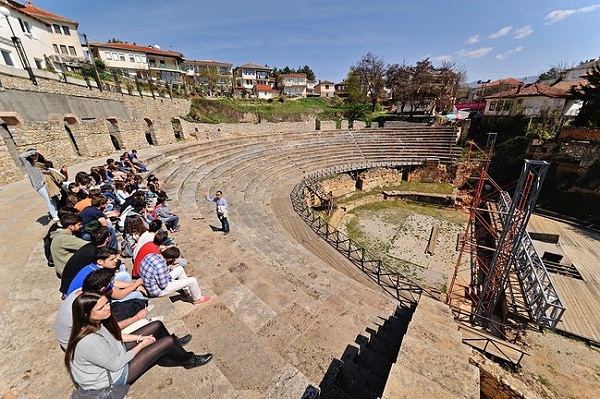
left=279, top=73, right=307, bottom=97
left=234, top=62, right=272, bottom=92
left=253, top=84, right=278, bottom=100
left=0, top=1, right=52, bottom=71
left=184, top=59, right=233, bottom=95
left=484, top=83, right=571, bottom=117
left=18, top=0, right=84, bottom=71
left=89, top=42, right=185, bottom=83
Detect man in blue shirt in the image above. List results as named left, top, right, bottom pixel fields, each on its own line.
left=67, top=247, right=145, bottom=300
left=204, top=190, right=229, bottom=234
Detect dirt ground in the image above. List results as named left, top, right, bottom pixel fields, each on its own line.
left=336, top=198, right=600, bottom=399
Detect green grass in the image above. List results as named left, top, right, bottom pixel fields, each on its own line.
left=185, top=97, right=390, bottom=124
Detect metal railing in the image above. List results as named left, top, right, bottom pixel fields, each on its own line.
left=290, top=163, right=426, bottom=306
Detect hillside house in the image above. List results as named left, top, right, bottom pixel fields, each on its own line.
left=279, top=73, right=307, bottom=97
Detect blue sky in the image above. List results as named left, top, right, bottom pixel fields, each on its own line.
left=30, top=0, right=600, bottom=83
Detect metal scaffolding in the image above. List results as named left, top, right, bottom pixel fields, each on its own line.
left=447, top=135, right=565, bottom=332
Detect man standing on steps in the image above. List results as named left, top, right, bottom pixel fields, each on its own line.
left=204, top=190, right=230, bottom=235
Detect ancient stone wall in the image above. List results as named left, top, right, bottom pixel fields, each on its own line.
left=353, top=121, right=366, bottom=129
left=321, top=174, right=356, bottom=197
left=0, top=74, right=191, bottom=184
left=357, top=167, right=403, bottom=190
left=177, top=119, right=315, bottom=139
left=407, top=162, right=449, bottom=183
left=320, top=120, right=337, bottom=130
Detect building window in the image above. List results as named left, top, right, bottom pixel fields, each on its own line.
left=112, top=52, right=118, bottom=60
left=135, top=54, right=141, bottom=63
left=1, top=50, right=14, bottom=67
left=159, top=60, right=166, bottom=68
left=53, top=44, right=59, bottom=54
left=68, top=46, right=77, bottom=56
left=105, top=51, right=112, bottom=60
left=489, top=101, right=497, bottom=111
left=53, top=24, right=61, bottom=34
left=118, top=53, right=125, bottom=61
left=18, top=18, right=32, bottom=35
left=141, top=55, right=147, bottom=63
left=34, top=58, right=43, bottom=69
left=62, top=26, right=71, bottom=35
left=60, top=45, right=68, bottom=55
left=129, top=54, right=135, bottom=63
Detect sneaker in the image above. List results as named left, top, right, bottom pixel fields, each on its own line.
left=223, top=230, right=230, bottom=235
left=176, top=334, right=193, bottom=346
left=193, top=296, right=212, bottom=305
left=183, top=353, right=213, bottom=369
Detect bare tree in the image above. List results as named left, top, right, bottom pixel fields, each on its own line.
left=386, top=60, right=413, bottom=116
left=350, top=52, right=387, bottom=111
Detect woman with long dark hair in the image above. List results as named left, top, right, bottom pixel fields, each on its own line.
left=65, top=293, right=212, bottom=390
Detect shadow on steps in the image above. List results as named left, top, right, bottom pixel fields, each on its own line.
left=302, top=304, right=415, bottom=399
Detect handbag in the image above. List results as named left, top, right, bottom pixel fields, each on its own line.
left=70, top=369, right=130, bottom=399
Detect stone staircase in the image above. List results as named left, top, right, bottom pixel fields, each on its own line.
left=382, top=297, right=480, bottom=399
left=0, top=129, right=476, bottom=399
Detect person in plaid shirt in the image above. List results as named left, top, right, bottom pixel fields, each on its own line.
left=139, top=247, right=211, bottom=305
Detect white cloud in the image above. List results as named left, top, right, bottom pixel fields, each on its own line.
left=495, top=46, right=524, bottom=60
left=431, top=54, right=453, bottom=62
left=458, top=47, right=493, bottom=59
left=489, top=26, right=513, bottom=39
left=513, top=25, right=533, bottom=39
left=544, top=4, right=600, bottom=24
left=466, top=35, right=480, bottom=44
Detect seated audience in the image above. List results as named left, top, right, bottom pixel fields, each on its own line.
left=67, top=247, right=145, bottom=300
left=60, top=226, right=110, bottom=297
left=139, top=247, right=210, bottom=304
left=50, top=213, right=87, bottom=278
left=153, top=194, right=180, bottom=233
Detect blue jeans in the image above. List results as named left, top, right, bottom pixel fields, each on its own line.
left=161, top=215, right=180, bottom=231
left=218, top=214, right=229, bottom=232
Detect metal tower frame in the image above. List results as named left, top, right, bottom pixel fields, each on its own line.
left=447, top=136, right=565, bottom=330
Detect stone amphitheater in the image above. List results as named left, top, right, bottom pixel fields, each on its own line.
left=0, top=125, right=486, bottom=399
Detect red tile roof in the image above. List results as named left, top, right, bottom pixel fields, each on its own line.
left=90, top=42, right=184, bottom=59
left=477, top=77, right=522, bottom=88
left=5, top=1, right=51, bottom=26
left=187, top=59, right=232, bottom=67
left=280, top=73, right=306, bottom=78
left=254, top=84, right=275, bottom=92
left=486, top=83, right=568, bottom=99
left=552, top=79, right=588, bottom=94
left=19, top=0, right=77, bottom=24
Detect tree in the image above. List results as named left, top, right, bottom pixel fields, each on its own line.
left=538, top=61, right=572, bottom=82
left=572, top=64, right=600, bottom=128
left=198, top=68, right=221, bottom=96
left=386, top=61, right=412, bottom=116
left=298, top=65, right=316, bottom=81
left=408, top=58, right=436, bottom=116
left=350, top=52, right=386, bottom=111
left=344, top=70, right=368, bottom=105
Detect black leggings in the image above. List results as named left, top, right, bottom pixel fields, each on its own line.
left=124, top=321, right=192, bottom=384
